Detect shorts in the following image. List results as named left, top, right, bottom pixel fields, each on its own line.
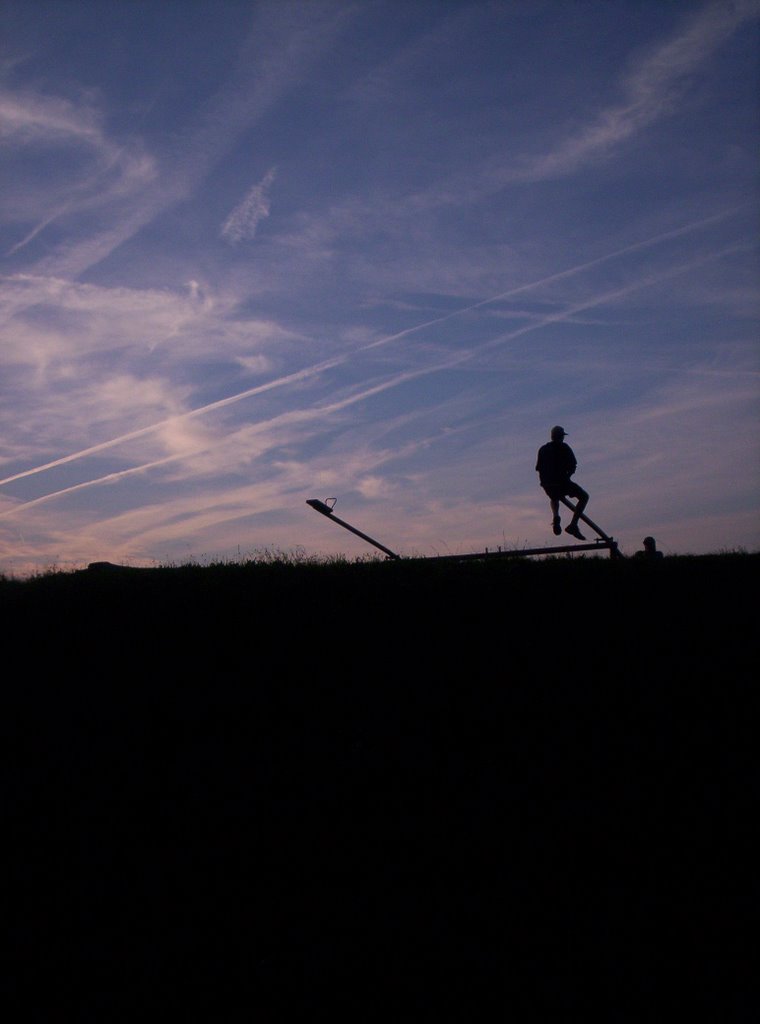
left=542, top=480, right=587, bottom=502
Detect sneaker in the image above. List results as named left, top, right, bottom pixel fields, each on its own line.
left=552, top=516, right=562, bottom=536
left=565, top=523, right=586, bottom=540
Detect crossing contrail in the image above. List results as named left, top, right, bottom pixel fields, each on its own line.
left=0, top=362, right=443, bottom=518
left=0, top=204, right=747, bottom=493
left=359, top=206, right=747, bottom=352
left=0, top=353, right=348, bottom=488
left=0, top=238, right=750, bottom=520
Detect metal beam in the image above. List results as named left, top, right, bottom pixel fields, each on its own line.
left=558, top=497, right=623, bottom=558
left=306, top=499, right=623, bottom=562
left=422, top=540, right=617, bottom=562
left=306, top=499, right=400, bottom=559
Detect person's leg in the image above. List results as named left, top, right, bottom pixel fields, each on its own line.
left=570, top=486, right=589, bottom=525
left=564, top=483, right=589, bottom=538
left=550, top=497, right=561, bottom=535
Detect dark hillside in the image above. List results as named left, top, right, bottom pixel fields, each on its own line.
left=5, top=554, right=757, bottom=1016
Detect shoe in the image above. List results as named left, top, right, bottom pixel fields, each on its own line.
left=565, top=523, right=586, bottom=540
left=552, top=516, right=562, bottom=536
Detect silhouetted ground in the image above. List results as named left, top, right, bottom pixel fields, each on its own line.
left=4, top=554, right=757, bottom=1016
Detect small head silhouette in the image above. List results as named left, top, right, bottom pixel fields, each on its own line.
left=550, top=425, right=567, bottom=441
left=636, top=536, right=663, bottom=560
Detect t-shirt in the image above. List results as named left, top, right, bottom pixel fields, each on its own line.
left=536, top=441, right=577, bottom=487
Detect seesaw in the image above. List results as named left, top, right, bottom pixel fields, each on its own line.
left=306, top=497, right=623, bottom=561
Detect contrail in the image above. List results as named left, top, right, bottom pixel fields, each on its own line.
left=360, top=205, right=748, bottom=352
left=4, top=240, right=749, bottom=522
left=0, top=458, right=180, bottom=518
left=0, top=362, right=437, bottom=518
left=0, top=353, right=348, bottom=488
left=475, top=240, right=754, bottom=355
left=0, top=204, right=747, bottom=492
left=1, top=239, right=748, bottom=520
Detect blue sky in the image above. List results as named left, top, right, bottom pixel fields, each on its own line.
left=1, top=0, right=758, bottom=574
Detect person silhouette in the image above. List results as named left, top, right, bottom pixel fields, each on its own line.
left=635, top=536, right=664, bottom=560
left=536, top=425, right=589, bottom=539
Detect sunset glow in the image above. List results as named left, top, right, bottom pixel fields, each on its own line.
left=2, top=1, right=758, bottom=575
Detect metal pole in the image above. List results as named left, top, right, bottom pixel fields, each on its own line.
left=306, top=500, right=400, bottom=559
left=424, top=540, right=615, bottom=561
left=306, top=498, right=623, bottom=561
left=558, top=497, right=623, bottom=557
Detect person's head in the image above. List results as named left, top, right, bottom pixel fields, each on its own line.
left=550, top=425, right=566, bottom=441
left=643, top=536, right=656, bottom=553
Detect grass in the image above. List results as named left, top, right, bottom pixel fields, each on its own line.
left=4, top=547, right=754, bottom=695
left=3, top=546, right=756, bottom=623
left=7, top=549, right=756, bottom=1013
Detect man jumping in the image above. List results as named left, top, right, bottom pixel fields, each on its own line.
left=536, top=425, right=589, bottom=540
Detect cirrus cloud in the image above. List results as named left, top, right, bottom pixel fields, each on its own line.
left=221, top=167, right=278, bottom=244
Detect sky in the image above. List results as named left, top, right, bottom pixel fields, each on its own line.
left=1, top=0, right=758, bottom=575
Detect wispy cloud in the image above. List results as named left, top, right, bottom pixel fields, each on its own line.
left=0, top=271, right=293, bottom=376
left=0, top=2, right=757, bottom=572
left=515, top=0, right=760, bottom=182
left=3, top=3, right=353, bottom=278
left=2, top=214, right=749, bottom=509
left=221, top=168, right=277, bottom=244
left=0, top=362, right=446, bottom=536
left=0, top=88, right=157, bottom=253
left=0, top=88, right=102, bottom=146
left=384, top=0, right=760, bottom=213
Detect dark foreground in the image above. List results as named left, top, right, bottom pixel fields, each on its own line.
left=5, top=554, right=757, bottom=1016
